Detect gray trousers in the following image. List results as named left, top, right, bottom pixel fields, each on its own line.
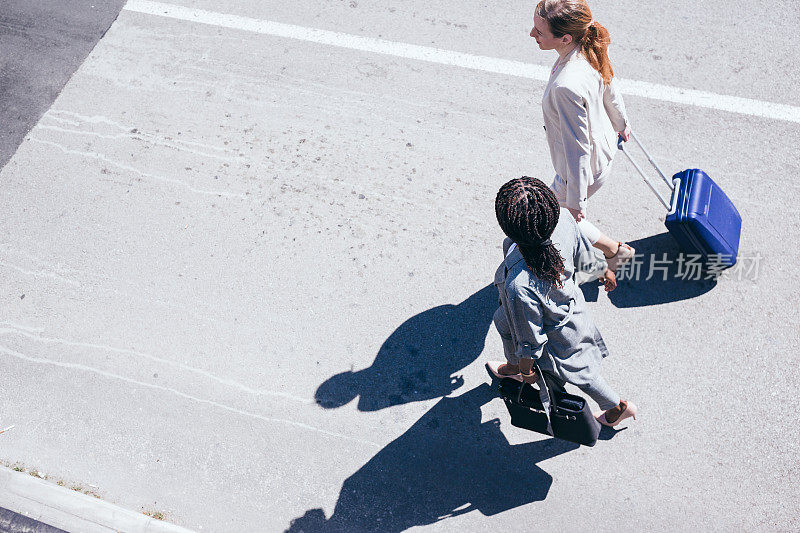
left=493, top=306, right=621, bottom=410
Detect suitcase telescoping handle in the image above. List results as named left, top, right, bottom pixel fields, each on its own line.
left=618, top=132, right=679, bottom=213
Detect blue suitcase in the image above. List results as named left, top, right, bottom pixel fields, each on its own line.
left=619, top=134, right=742, bottom=267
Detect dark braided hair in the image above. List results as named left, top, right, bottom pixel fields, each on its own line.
left=495, top=177, right=565, bottom=288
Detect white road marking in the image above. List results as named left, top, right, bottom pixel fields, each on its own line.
left=123, top=0, right=800, bottom=124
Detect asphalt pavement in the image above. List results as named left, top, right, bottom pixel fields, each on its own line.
left=0, top=0, right=126, bottom=168
left=0, top=1, right=798, bottom=531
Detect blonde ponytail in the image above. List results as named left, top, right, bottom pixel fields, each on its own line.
left=581, top=20, right=613, bottom=85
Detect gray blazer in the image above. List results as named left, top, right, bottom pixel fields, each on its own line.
left=493, top=209, right=609, bottom=390
left=542, top=46, right=629, bottom=211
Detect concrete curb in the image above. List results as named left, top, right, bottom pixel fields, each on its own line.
left=0, top=466, right=194, bottom=533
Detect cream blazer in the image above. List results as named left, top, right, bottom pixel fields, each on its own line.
left=542, top=46, right=629, bottom=211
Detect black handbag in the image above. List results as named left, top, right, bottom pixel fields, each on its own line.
left=498, top=370, right=601, bottom=447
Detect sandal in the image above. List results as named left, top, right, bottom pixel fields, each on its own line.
left=597, top=400, right=638, bottom=427
left=486, top=361, right=523, bottom=382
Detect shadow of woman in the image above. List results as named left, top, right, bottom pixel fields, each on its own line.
left=315, top=284, right=497, bottom=411
left=581, top=232, right=717, bottom=307
left=286, top=383, right=579, bottom=532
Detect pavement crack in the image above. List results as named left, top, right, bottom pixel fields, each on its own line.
left=36, top=124, right=240, bottom=163
left=0, top=259, right=81, bottom=286
left=0, top=344, right=378, bottom=448
left=0, top=323, right=313, bottom=405
left=29, top=137, right=247, bottom=200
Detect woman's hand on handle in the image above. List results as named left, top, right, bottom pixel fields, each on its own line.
left=618, top=124, right=631, bottom=142
left=566, top=206, right=585, bottom=222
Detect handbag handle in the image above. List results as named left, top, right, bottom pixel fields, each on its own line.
left=512, top=360, right=561, bottom=436
left=515, top=369, right=538, bottom=404
left=514, top=362, right=556, bottom=403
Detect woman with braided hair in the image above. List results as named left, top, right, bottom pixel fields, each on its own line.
left=488, top=177, right=637, bottom=427
left=532, top=0, right=635, bottom=273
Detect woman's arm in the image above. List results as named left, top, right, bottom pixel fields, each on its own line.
left=507, top=286, right=548, bottom=362
left=553, top=85, right=592, bottom=215
left=603, top=78, right=629, bottom=134
left=573, top=216, right=600, bottom=267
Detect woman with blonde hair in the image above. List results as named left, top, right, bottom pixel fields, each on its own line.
left=532, top=0, right=634, bottom=272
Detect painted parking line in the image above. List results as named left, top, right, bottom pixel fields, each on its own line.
left=123, top=0, right=800, bottom=125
